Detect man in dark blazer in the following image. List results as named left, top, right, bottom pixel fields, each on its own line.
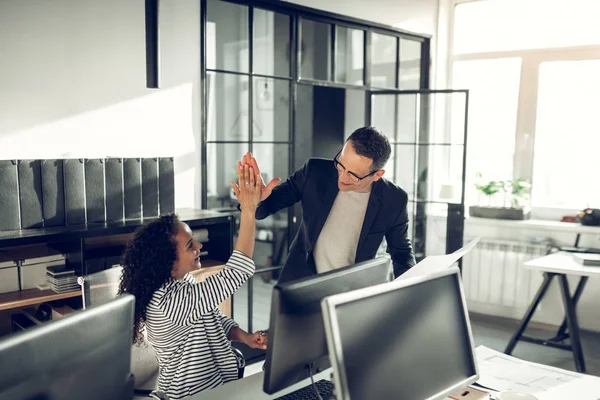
left=242, top=127, right=415, bottom=283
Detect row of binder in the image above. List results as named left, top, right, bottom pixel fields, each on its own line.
left=0, top=158, right=175, bottom=231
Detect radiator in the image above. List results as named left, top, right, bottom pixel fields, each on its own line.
left=462, top=238, right=551, bottom=309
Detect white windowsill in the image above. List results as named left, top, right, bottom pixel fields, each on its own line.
left=466, top=216, right=600, bottom=234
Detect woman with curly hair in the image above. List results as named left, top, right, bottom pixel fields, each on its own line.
left=119, top=162, right=266, bottom=399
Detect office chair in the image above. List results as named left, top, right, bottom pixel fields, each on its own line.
left=78, top=267, right=160, bottom=397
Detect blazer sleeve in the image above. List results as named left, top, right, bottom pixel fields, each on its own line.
left=386, top=199, right=416, bottom=278
left=254, top=160, right=310, bottom=220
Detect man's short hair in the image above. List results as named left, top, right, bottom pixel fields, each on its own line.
left=346, top=127, right=391, bottom=171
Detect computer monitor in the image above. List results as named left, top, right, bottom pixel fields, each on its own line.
left=263, top=256, right=393, bottom=394
left=0, top=295, right=135, bottom=400
left=322, top=267, right=479, bottom=400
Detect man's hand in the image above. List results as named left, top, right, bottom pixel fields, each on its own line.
left=242, top=151, right=281, bottom=202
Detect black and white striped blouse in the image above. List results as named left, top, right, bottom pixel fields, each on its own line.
left=146, top=250, right=255, bottom=400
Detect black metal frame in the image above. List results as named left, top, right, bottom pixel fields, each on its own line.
left=366, top=89, right=470, bottom=259
left=199, top=0, right=432, bottom=336
left=200, top=0, right=431, bottom=206
left=504, top=272, right=588, bottom=373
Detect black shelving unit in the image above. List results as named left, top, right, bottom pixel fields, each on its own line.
left=0, top=209, right=235, bottom=335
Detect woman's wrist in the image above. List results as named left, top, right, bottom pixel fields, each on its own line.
left=240, top=208, right=257, bottom=219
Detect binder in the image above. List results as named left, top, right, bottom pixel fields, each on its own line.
left=142, top=158, right=159, bottom=218
left=124, top=158, right=142, bottom=219
left=41, top=159, right=66, bottom=227
left=105, top=158, right=124, bottom=222
left=159, top=157, right=175, bottom=214
left=18, top=160, right=44, bottom=229
left=85, top=159, right=106, bottom=223
left=0, top=160, right=20, bottom=231
left=63, top=159, right=86, bottom=226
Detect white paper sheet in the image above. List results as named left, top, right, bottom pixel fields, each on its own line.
left=474, top=346, right=598, bottom=397
left=397, top=237, right=480, bottom=280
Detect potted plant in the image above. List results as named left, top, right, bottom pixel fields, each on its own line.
left=470, top=174, right=531, bottom=220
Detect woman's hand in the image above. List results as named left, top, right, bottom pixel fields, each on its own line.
left=230, top=161, right=261, bottom=212
left=228, top=327, right=268, bottom=350
left=242, top=152, right=281, bottom=202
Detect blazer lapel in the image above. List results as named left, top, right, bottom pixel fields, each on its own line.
left=355, top=181, right=382, bottom=261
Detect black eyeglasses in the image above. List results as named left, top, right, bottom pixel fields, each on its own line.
left=333, top=151, right=379, bottom=183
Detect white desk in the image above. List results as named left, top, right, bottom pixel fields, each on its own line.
left=505, top=251, right=600, bottom=373
left=187, top=369, right=331, bottom=400
left=524, top=251, right=600, bottom=277
left=187, top=369, right=464, bottom=400
left=188, top=345, right=600, bottom=400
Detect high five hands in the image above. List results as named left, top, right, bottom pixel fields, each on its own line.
left=241, top=152, right=281, bottom=202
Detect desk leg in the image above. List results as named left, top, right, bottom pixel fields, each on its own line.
left=552, top=276, right=589, bottom=341
left=558, top=274, right=586, bottom=373
left=505, top=273, right=555, bottom=355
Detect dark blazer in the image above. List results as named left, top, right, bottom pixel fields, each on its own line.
left=255, top=158, right=416, bottom=283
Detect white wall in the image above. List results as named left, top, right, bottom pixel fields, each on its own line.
left=0, top=0, right=201, bottom=209
left=0, top=0, right=439, bottom=213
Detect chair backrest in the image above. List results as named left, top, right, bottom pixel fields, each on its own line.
left=78, top=266, right=159, bottom=392
left=78, top=266, right=123, bottom=309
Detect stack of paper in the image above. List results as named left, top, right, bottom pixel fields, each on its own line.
left=46, top=265, right=79, bottom=293
left=474, top=346, right=600, bottom=400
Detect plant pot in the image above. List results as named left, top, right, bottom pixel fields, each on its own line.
left=469, top=206, right=531, bottom=220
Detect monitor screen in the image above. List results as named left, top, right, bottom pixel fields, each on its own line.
left=322, top=268, right=478, bottom=400
left=0, top=295, right=135, bottom=400
left=263, top=256, right=392, bottom=394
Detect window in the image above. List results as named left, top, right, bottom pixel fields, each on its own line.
left=532, top=59, right=600, bottom=208
left=450, top=0, right=600, bottom=210
left=452, top=58, right=521, bottom=196
left=453, top=0, right=600, bottom=54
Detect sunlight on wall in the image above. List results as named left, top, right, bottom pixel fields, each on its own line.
left=0, top=83, right=199, bottom=209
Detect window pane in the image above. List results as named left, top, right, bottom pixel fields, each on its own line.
left=394, top=144, right=416, bottom=200
left=206, top=0, right=249, bottom=72
left=336, top=27, right=364, bottom=85
left=453, top=0, right=600, bottom=54
left=206, top=142, right=248, bottom=208
left=300, top=19, right=331, bottom=81
left=344, top=89, right=366, bottom=140
left=371, top=94, right=396, bottom=141
left=207, top=72, right=249, bottom=141
left=399, top=38, right=421, bottom=89
left=253, top=78, right=290, bottom=142
left=426, top=145, right=465, bottom=204
left=452, top=58, right=521, bottom=204
left=532, top=59, right=600, bottom=208
left=253, top=9, right=290, bottom=76
left=397, top=94, right=417, bottom=143
left=370, top=33, right=397, bottom=88
left=252, top=143, right=289, bottom=185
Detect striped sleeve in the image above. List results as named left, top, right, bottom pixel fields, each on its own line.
left=216, top=309, right=238, bottom=336
left=161, top=251, right=255, bottom=325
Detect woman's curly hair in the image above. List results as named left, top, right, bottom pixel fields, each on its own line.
left=118, top=213, right=180, bottom=345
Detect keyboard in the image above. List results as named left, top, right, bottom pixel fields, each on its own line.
left=275, top=379, right=334, bottom=400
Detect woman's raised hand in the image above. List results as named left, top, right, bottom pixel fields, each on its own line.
left=230, top=161, right=261, bottom=212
